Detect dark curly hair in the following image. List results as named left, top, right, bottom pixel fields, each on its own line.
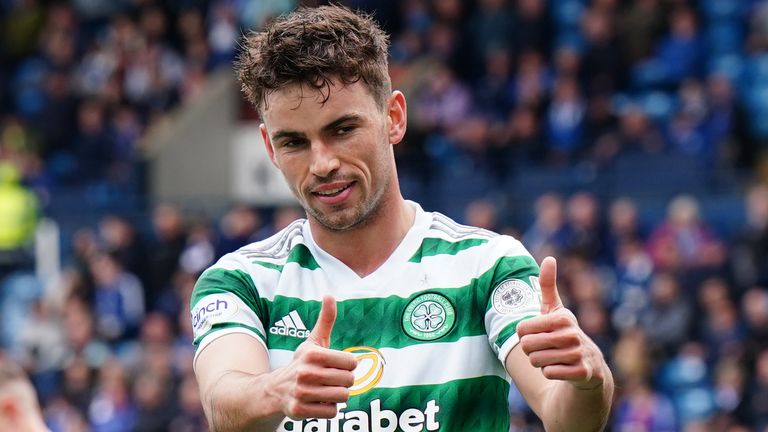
left=235, top=5, right=391, bottom=114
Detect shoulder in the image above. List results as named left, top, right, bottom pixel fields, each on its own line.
left=198, top=219, right=308, bottom=280
left=424, top=210, right=530, bottom=256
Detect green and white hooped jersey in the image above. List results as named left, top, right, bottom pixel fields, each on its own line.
left=191, top=202, right=542, bottom=432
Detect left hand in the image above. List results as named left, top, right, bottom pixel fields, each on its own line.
left=516, top=256, right=607, bottom=390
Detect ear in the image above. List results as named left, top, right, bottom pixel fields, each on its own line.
left=260, top=123, right=279, bottom=169
left=387, top=91, right=407, bottom=146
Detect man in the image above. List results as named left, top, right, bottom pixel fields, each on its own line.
left=0, top=357, right=49, bottom=432
left=192, top=5, right=613, bottom=431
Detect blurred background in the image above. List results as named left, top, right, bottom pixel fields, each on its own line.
left=1, top=0, right=768, bottom=430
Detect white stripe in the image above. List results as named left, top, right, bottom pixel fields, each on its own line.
left=275, top=319, right=286, bottom=327
left=268, top=335, right=507, bottom=388
left=193, top=327, right=267, bottom=371
left=238, top=236, right=534, bottom=303
left=289, top=311, right=306, bottom=330
left=191, top=293, right=266, bottom=341
left=282, top=314, right=297, bottom=329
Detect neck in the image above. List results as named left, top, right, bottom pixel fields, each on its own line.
left=309, top=193, right=415, bottom=277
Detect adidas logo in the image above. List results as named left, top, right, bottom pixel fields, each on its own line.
left=269, top=310, right=312, bottom=338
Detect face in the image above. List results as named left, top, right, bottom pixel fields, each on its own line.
left=260, top=81, right=406, bottom=232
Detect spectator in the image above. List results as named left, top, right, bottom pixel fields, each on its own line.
left=591, top=104, right=665, bottom=165
left=0, top=355, right=49, bottom=432
left=467, top=0, right=515, bottom=67
left=580, top=7, right=626, bottom=96
left=0, top=162, right=38, bottom=277
left=619, top=0, right=664, bottom=64
left=732, top=183, right=768, bottom=289
left=656, top=342, right=717, bottom=427
left=145, top=204, right=186, bottom=309
left=522, top=192, right=568, bottom=260
left=612, top=377, right=678, bottom=432
left=88, top=358, right=136, bottom=432
left=89, top=252, right=145, bottom=344
left=743, top=348, right=768, bottom=429
left=563, top=191, right=606, bottom=262
left=513, top=0, right=552, bottom=57
left=646, top=195, right=726, bottom=274
left=653, top=7, right=703, bottom=86
left=545, top=76, right=586, bottom=164
left=639, top=272, right=693, bottom=357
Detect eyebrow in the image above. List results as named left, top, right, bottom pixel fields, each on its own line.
left=270, top=114, right=363, bottom=142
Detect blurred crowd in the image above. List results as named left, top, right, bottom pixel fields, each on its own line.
left=1, top=0, right=768, bottom=431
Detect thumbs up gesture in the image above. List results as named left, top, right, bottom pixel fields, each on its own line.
left=277, top=295, right=357, bottom=419
left=516, top=257, right=607, bottom=391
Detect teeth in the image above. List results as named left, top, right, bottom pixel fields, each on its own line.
left=317, top=186, right=346, bottom=196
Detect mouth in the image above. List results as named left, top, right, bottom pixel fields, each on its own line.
left=310, top=181, right=356, bottom=204
left=313, top=183, right=353, bottom=197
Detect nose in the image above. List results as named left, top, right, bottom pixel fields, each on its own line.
left=309, top=140, right=340, bottom=178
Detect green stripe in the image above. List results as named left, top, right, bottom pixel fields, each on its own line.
left=495, top=315, right=537, bottom=349
left=193, top=322, right=265, bottom=346
left=266, top=255, right=540, bottom=351
left=485, top=254, right=539, bottom=313
left=286, top=243, right=320, bottom=269
left=283, top=376, right=510, bottom=432
left=252, top=244, right=320, bottom=271
left=409, top=237, right=488, bottom=263
left=191, top=269, right=266, bottom=322
left=253, top=260, right=283, bottom=272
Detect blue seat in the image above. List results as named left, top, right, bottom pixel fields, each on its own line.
left=610, top=153, right=706, bottom=200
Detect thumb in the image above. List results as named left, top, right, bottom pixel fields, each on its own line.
left=309, top=295, right=337, bottom=347
left=539, top=256, right=563, bottom=314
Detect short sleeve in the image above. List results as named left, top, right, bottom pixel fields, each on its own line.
left=190, top=253, right=268, bottom=366
left=483, top=237, right=542, bottom=363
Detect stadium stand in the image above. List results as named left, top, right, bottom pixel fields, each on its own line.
left=1, top=0, right=768, bottom=430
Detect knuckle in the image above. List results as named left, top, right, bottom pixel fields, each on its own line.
left=528, top=352, right=543, bottom=368
left=295, top=365, right=316, bottom=383
left=286, top=400, right=302, bottom=418
left=293, top=386, right=312, bottom=401
left=304, top=348, right=325, bottom=364
left=553, top=314, right=572, bottom=328
left=561, top=332, right=581, bottom=347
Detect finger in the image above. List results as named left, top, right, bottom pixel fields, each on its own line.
left=295, top=385, right=351, bottom=404
left=540, top=363, right=593, bottom=383
left=539, top=256, right=563, bottom=314
left=316, top=368, right=356, bottom=388
left=519, top=330, right=580, bottom=355
left=300, top=347, right=358, bottom=371
left=309, top=295, right=337, bottom=347
left=527, top=347, right=583, bottom=368
left=287, top=401, right=342, bottom=420
left=516, top=312, right=574, bottom=338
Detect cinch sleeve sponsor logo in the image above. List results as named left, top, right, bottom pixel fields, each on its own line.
left=278, top=399, right=440, bottom=432
left=191, top=293, right=239, bottom=335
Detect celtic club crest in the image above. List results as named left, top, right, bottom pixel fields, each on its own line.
left=402, top=293, right=456, bottom=341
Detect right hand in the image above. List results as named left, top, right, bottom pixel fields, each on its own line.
left=277, top=295, right=357, bottom=419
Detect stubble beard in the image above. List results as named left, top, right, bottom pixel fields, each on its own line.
left=299, top=173, right=390, bottom=233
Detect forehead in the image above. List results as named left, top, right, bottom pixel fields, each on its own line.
left=261, top=81, right=379, bottom=130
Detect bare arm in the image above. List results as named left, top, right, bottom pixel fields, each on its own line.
left=194, top=296, right=357, bottom=432
left=505, top=257, right=614, bottom=432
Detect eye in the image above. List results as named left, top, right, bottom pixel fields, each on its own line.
left=336, top=125, right=355, bottom=135
left=281, top=138, right=307, bottom=149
